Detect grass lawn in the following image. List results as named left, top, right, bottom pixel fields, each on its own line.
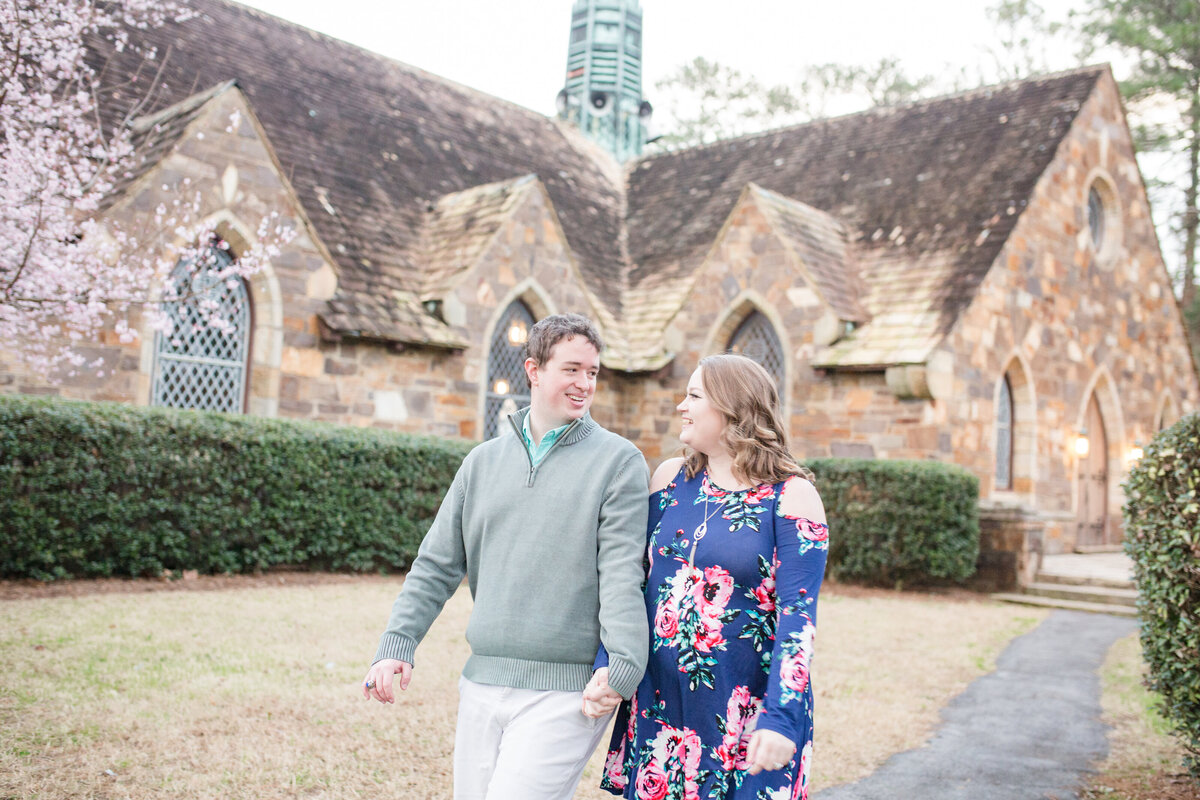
left=0, top=574, right=1172, bottom=799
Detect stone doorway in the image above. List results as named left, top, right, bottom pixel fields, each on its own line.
left=1076, top=393, right=1111, bottom=548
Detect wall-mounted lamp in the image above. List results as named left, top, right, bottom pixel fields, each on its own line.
left=1074, top=430, right=1090, bottom=457
left=507, top=320, right=528, bottom=346
left=493, top=379, right=510, bottom=395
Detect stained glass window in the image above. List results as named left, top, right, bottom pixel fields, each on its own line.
left=995, top=375, right=1014, bottom=490
left=484, top=301, right=536, bottom=439
left=151, top=246, right=250, bottom=413
left=728, top=311, right=785, bottom=396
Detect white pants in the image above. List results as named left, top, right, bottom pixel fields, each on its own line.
left=454, top=676, right=612, bottom=800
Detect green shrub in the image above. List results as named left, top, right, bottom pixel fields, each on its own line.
left=1123, top=411, right=1200, bottom=777
left=805, top=457, right=980, bottom=587
left=0, top=394, right=472, bottom=580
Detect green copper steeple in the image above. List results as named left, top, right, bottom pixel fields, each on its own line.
left=556, top=0, right=652, bottom=162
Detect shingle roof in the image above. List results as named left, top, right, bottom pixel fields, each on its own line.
left=89, top=0, right=1105, bottom=370
left=624, top=67, right=1103, bottom=367
left=88, top=0, right=628, bottom=323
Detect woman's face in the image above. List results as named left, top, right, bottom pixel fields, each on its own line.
left=677, top=367, right=727, bottom=455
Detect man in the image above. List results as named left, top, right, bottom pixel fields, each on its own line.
left=363, top=313, right=649, bottom=800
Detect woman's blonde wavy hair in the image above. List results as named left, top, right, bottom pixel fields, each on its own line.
left=683, top=353, right=812, bottom=486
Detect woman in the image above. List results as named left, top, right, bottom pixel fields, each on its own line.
left=586, top=354, right=828, bottom=800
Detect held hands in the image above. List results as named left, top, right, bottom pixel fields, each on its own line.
left=581, top=667, right=623, bottom=718
left=745, top=729, right=796, bottom=775
left=362, top=658, right=412, bottom=704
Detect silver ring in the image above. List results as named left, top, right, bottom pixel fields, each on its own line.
left=365, top=679, right=376, bottom=689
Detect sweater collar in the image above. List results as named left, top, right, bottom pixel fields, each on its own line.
left=510, top=407, right=597, bottom=446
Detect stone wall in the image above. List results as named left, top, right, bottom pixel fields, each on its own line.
left=932, top=72, right=1200, bottom=554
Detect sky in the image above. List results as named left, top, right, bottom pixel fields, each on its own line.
left=232, top=0, right=1088, bottom=118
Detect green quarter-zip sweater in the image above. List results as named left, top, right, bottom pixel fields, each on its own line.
left=373, top=409, right=650, bottom=699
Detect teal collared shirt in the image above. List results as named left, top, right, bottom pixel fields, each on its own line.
left=521, top=414, right=571, bottom=467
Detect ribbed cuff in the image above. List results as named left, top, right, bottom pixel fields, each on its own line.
left=606, top=657, right=644, bottom=700
left=374, top=632, right=417, bottom=667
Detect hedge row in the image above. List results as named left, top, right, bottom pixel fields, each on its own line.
left=1123, top=411, right=1200, bottom=777
left=0, top=394, right=472, bottom=580
left=806, top=457, right=980, bottom=587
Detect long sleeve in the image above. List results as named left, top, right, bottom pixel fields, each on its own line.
left=373, top=466, right=469, bottom=667
left=594, top=486, right=669, bottom=674
left=594, top=451, right=652, bottom=699
left=757, top=479, right=829, bottom=741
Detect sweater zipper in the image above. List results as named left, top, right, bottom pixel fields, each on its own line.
left=509, top=415, right=582, bottom=487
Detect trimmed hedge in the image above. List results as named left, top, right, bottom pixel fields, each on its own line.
left=806, top=457, right=980, bottom=587
left=1123, top=411, right=1200, bottom=777
left=0, top=394, right=472, bottom=580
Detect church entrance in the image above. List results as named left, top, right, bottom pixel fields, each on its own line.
left=1076, top=393, right=1111, bottom=548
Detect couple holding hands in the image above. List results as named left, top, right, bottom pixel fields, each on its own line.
left=363, top=313, right=828, bottom=800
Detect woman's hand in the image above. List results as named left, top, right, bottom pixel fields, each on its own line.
left=361, top=658, right=412, bottom=704
left=581, top=667, right=622, bottom=718
left=745, top=728, right=796, bottom=775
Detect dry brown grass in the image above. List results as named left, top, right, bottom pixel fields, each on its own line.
left=1081, top=633, right=1199, bottom=800
left=0, top=577, right=1046, bottom=799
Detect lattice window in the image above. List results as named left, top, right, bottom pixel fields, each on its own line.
left=484, top=301, right=536, bottom=439
left=728, top=311, right=785, bottom=396
left=151, top=246, right=251, bottom=413
left=995, top=374, right=1014, bottom=490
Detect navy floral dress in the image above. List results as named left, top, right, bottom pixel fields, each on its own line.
left=600, top=467, right=828, bottom=800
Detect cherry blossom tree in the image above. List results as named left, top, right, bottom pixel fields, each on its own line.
left=1, top=0, right=289, bottom=377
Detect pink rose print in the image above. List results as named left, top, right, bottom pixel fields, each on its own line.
left=693, top=623, right=726, bottom=653
left=796, top=518, right=829, bottom=545
left=745, top=483, right=775, bottom=504
left=603, top=744, right=627, bottom=790
left=655, top=601, right=680, bottom=639
left=780, top=623, right=816, bottom=694
left=635, top=761, right=668, bottom=800
left=793, top=741, right=813, bottom=800
left=693, top=566, right=735, bottom=617
left=714, top=685, right=762, bottom=770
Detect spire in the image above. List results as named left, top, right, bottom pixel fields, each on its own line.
left=555, top=0, right=653, bottom=162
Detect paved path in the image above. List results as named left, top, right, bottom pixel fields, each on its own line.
left=814, top=610, right=1137, bottom=800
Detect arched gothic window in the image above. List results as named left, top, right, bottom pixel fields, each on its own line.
left=151, top=245, right=251, bottom=413
left=995, top=374, right=1014, bottom=490
left=484, top=300, right=536, bottom=439
left=727, top=311, right=785, bottom=395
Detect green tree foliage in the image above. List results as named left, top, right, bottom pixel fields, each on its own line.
left=1081, top=0, right=1200, bottom=361
left=1123, top=411, right=1200, bottom=778
left=650, top=56, right=938, bottom=151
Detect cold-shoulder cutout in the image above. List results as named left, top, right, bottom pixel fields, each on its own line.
left=649, top=457, right=685, bottom=494
left=778, top=473, right=826, bottom=524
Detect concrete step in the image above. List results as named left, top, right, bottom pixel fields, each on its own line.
left=1023, top=581, right=1138, bottom=607
left=991, top=592, right=1138, bottom=617
left=1034, top=571, right=1134, bottom=591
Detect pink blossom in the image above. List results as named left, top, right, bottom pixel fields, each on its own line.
left=745, top=483, right=775, bottom=504
left=654, top=601, right=680, bottom=639
left=1, top=1, right=291, bottom=376
left=635, top=762, right=668, bottom=800
left=796, top=518, right=829, bottom=544
left=693, top=565, right=734, bottom=616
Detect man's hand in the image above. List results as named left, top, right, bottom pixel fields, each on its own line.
left=362, top=658, right=412, bottom=704
left=745, top=729, right=796, bottom=775
left=581, top=666, right=622, bottom=718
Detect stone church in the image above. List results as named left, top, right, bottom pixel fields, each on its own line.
left=4, top=0, right=1197, bottom=579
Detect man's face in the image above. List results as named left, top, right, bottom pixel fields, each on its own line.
left=525, top=335, right=600, bottom=427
